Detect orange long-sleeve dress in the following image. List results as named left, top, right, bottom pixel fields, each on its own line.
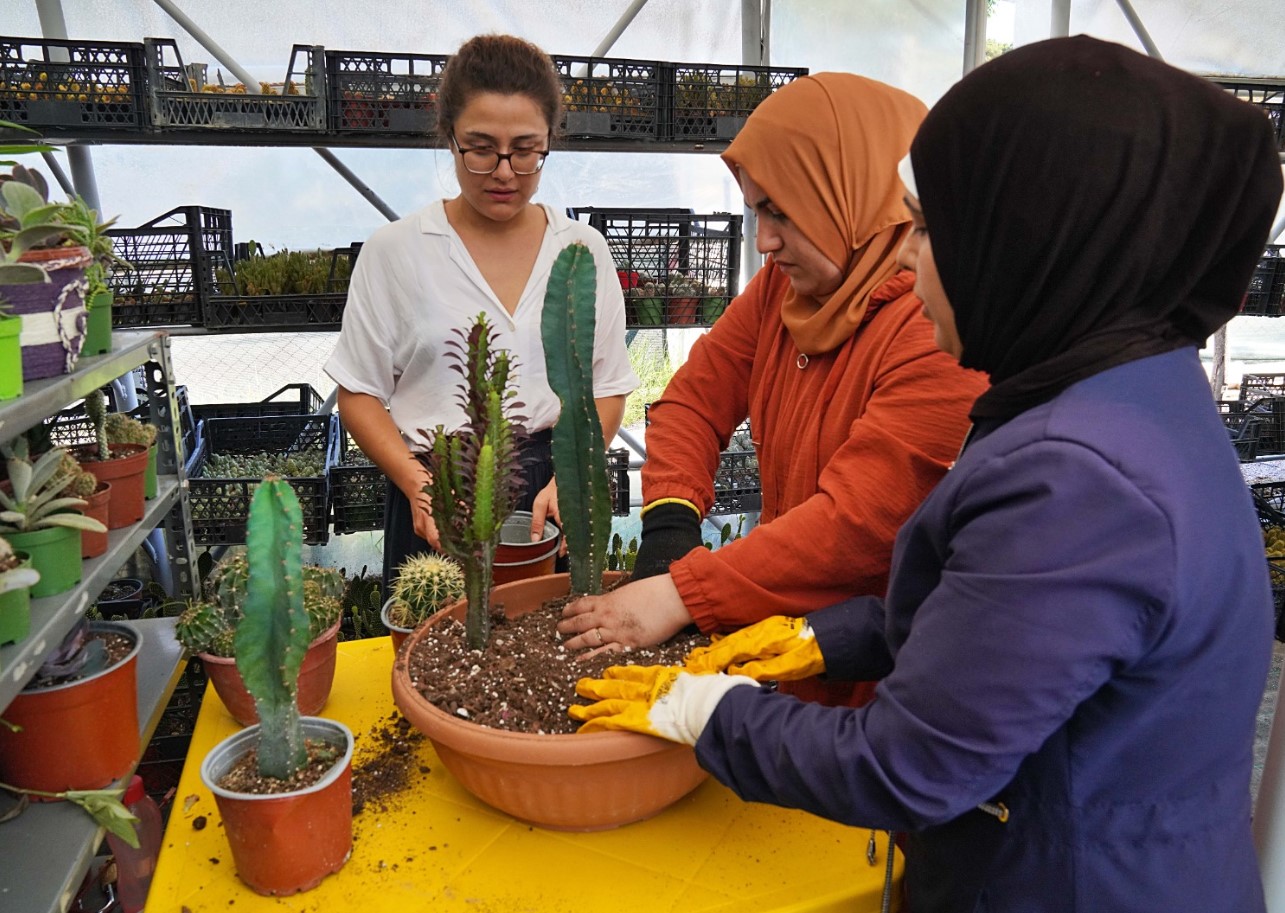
left=643, top=262, right=989, bottom=706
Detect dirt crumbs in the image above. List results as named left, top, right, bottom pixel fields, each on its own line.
left=352, top=713, right=429, bottom=816
left=405, top=597, right=708, bottom=735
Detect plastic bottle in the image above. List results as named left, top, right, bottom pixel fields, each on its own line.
left=106, top=775, right=163, bottom=913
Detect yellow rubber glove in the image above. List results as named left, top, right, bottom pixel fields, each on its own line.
left=570, top=665, right=758, bottom=745
left=682, top=615, right=825, bottom=681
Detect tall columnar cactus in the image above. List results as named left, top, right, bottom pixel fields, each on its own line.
left=83, top=389, right=109, bottom=462
left=235, top=476, right=309, bottom=780
left=422, top=314, right=527, bottom=650
left=541, top=242, right=611, bottom=596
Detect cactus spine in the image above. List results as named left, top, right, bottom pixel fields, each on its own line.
left=235, top=476, right=309, bottom=780
left=388, top=553, right=466, bottom=628
left=541, top=242, right=611, bottom=596
left=423, top=314, right=527, bottom=650
left=84, top=389, right=109, bottom=462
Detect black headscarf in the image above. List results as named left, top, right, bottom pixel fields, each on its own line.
left=911, top=35, right=1283, bottom=421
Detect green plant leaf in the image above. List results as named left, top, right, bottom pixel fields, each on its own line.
left=0, top=262, right=50, bottom=284
left=1, top=180, right=45, bottom=219
left=63, top=788, right=140, bottom=849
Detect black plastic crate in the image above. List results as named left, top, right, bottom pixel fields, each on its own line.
left=186, top=413, right=338, bottom=546
left=324, top=49, right=449, bottom=133
left=106, top=206, right=233, bottom=327
left=644, top=405, right=760, bottom=514
left=1219, top=399, right=1285, bottom=454
left=553, top=55, right=663, bottom=141
left=330, top=422, right=386, bottom=535
left=608, top=446, right=630, bottom=516
left=569, top=208, right=741, bottom=327
left=1210, top=77, right=1284, bottom=151
left=1241, top=372, right=1285, bottom=401
left=1243, top=246, right=1285, bottom=317
left=205, top=244, right=357, bottom=330
left=0, top=36, right=148, bottom=132
left=1223, top=411, right=1263, bottom=462
left=144, top=38, right=325, bottom=131
left=664, top=62, right=808, bottom=142
left=190, top=383, right=324, bottom=429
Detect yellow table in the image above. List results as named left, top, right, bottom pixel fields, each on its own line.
left=150, top=638, right=902, bottom=912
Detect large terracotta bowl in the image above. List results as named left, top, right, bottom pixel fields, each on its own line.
left=391, top=572, right=709, bottom=832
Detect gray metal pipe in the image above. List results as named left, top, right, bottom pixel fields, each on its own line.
left=313, top=148, right=400, bottom=222
left=39, top=150, right=75, bottom=198
left=1113, top=0, right=1164, bottom=60
left=34, top=0, right=102, bottom=210
left=592, top=0, right=652, bottom=58
left=1050, top=0, right=1072, bottom=38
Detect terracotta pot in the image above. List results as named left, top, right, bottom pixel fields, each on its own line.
left=492, top=510, right=560, bottom=584
left=80, top=480, right=112, bottom=559
left=201, top=717, right=353, bottom=895
left=392, top=572, right=709, bottom=832
left=380, top=596, right=413, bottom=655
left=200, top=620, right=342, bottom=726
left=0, top=621, right=140, bottom=794
left=75, top=443, right=148, bottom=529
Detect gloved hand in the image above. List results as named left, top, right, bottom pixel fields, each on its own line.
left=570, top=665, right=758, bottom=745
left=683, top=615, right=826, bottom=681
left=631, top=501, right=703, bottom=580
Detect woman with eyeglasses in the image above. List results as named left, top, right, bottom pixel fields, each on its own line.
left=558, top=72, right=988, bottom=709
left=326, top=34, right=637, bottom=587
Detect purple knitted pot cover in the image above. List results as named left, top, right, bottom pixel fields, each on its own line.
left=5, top=248, right=91, bottom=382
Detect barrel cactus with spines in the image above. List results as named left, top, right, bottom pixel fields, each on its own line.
left=175, top=599, right=236, bottom=657
left=104, top=412, right=157, bottom=448
left=235, top=475, right=310, bottom=779
left=388, top=553, right=466, bottom=628
left=422, top=313, right=528, bottom=650
left=541, top=242, right=611, bottom=596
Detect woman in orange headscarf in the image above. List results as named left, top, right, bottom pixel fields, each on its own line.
left=559, top=73, right=988, bottom=706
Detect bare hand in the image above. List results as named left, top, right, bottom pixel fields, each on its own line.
left=557, top=575, right=694, bottom=658
left=530, top=476, right=565, bottom=555
left=410, top=492, right=441, bottom=550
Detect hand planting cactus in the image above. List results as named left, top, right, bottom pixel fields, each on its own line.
left=421, top=313, right=528, bottom=650
left=541, top=242, right=612, bottom=596
left=234, top=475, right=311, bottom=779
left=386, top=553, right=465, bottom=629
left=176, top=552, right=343, bottom=658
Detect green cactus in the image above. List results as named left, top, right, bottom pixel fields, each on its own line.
left=83, top=390, right=109, bottom=462
left=541, top=242, right=611, bottom=596
left=234, top=475, right=310, bottom=779
left=421, top=314, right=528, bottom=650
left=52, top=451, right=97, bottom=499
left=103, top=412, right=156, bottom=448
left=175, top=599, right=236, bottom=656
left=387, top=553, right=465, bottom=628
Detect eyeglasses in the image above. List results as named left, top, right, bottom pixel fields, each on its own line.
left=450, top=132, right=550, bottom=175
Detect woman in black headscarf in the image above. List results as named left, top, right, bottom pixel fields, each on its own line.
left=570, top=37, right=1284, bottom=912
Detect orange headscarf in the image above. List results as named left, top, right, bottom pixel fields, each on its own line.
left=722, top=73, right=927, bottom=355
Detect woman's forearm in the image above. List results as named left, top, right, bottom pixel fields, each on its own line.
left=595, top=394, right=627, bottom=447
left=336, top=387, right=427, bottom=498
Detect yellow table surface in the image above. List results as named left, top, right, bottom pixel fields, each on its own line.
left=150, top=638, right=902, bottom=912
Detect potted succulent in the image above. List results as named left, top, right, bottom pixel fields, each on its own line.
left=0, top=441, right=108, bottom=597
left=0, top=164, right=93, bottom=381
left=176, top=548, right=344, bottom=726
left=392, top=244, right=707, bottom=831
left=50, top=449, right=111, bottom=559
left=104, top=409, right=158, bottom=500
left=0, top=533, right=39, bottom=646
left=198, top=477, right=354, bottom=896
left=56, top=194, right=127, bottom=357
left=380, top=552, right=465, bottom=652
left=75, top=389, right=148, bottom=529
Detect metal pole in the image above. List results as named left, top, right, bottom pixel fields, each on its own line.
left=151, top=0, right=261, bottom=93
left=312, top=148, right=400, bottom=222
left=35, top=0, right=101, bottom=210
left=39, top=150, right=75, bottom=198
left=592, top=0, right=652, bottom=58
left=1112, top=0, right=1164, bottom=60
left=1050, top=0, right=1072, bottom=38
left=963, top=0, right=988, bottom=75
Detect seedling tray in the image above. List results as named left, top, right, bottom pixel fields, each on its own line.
left=0, top=36, right=147, bottom=132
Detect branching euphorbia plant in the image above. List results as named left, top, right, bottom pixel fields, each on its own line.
left=541, top=242, right=612, bottom=597
left=420, top=314, right=528, bottom=651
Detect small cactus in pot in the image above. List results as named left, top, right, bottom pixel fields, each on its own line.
left=385, top=553, right=466, bottom=629
left=104, top=411, right=156, bottom=450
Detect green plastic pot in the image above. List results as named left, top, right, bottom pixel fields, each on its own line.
left=0, top=314, right=21, bottom=401
left=0, top=551, right=34, bottom=646
left=4, top=526, right=82, bottom=598
left=144, top=443, right=157, bottom=500
left=82, top=290, right=112, bottom=357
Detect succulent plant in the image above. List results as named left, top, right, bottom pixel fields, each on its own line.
left=541, top=242, right=611, bottom=596
left=387, top=553, right=465, bottom=629
left=203, top=451, right=325, bottom=479
left=0, top=164, right=82, bottom=285
left=0, top=534, right=39, bottom=596
left=175, top=551, right=344, bottom=657
left=51, top=450, right=98, bottom=499
left=0, top=444, right=108, bottom=535
left=104, top=412, right=156, bottom=448
left=421, top=313, right=528, bottom=650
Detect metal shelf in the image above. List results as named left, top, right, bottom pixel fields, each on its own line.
left=0, top=476, right=181, bottom=709
left=0, top=617, right=185, bottom=913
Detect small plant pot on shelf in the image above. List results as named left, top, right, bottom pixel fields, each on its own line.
left=0, top=550, right=35, bottom=646
left=75, top=442, right=148, bottom=529
left=0, top=621, right=141, bottom=794
left=6, top=246, right=91, bottom=383
left=80, top=481, right=113, bottom=559
left=5, top=524, right=82, bottom=598
left=95, top=576, right=146, bottom=619
left=81, top=289, right=113, bottom=356
left=391, top=572, right=709, bottom=832
left=0, top=314, right=21, bottom=400
left=199, top=620, right=342, bottom=727
left=200, top=717, right=354, bottom=896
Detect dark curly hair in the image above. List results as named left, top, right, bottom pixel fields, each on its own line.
left=437, top=34, right=562, bottom=142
